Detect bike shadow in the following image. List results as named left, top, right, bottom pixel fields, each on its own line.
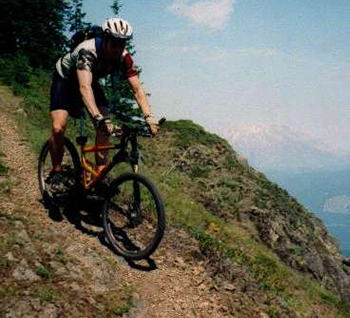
left=40, top=196, right=157, bottom=272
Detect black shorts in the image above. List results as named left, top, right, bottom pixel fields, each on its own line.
left=50, top=71, right=108, bottom=118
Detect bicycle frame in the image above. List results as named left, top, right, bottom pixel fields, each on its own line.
left=80, top=144, right=118, bottom=189
left=77, top=116, right=139, bottom=191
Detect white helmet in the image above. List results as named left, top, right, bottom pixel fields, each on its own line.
left=102, top=17, right=133, bottom=40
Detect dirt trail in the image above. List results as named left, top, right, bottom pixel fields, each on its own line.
left=0, top=86, right=233, bottom=318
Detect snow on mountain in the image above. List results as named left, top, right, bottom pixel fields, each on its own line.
left=218, top=124, right=350, bottom=172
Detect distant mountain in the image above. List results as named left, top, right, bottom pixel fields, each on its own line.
left=219, top=124, right=350, bottom=173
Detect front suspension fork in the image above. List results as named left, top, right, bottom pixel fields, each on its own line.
left=130, top=134, right=139, bottom=173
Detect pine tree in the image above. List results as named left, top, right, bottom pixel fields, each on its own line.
left=111, top=0, right=122, bottom=16
left=0, top=0, right=71, bottom=68
left=68, top=0, right=90, bottom=34
left=0, top=0, right=20, bottom=56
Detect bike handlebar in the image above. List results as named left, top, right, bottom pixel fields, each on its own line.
left=113, top=117, right=167, bottom=138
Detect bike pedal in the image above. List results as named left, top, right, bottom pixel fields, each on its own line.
left=86, top=194, right=106, bottom=202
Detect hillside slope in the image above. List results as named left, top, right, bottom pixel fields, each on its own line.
left=0, top=85, right=350, bottom=317
left=144, top=120, right=350, bottom=292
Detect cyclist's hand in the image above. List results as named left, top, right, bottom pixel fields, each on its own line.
left=144, top=114, right=159, bottom=136
left=94, top=115, right=115, bottom=136
left=102, top=118, right=115, bottom=136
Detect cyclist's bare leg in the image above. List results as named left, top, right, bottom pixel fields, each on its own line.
left=50, top=110, right=69, bottom=172
left=95, top=106, right=109, bottom=174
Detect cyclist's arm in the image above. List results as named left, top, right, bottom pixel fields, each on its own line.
left=128, top=75, right=152, bottom=116
left=76, top=69, right=101, bottom=118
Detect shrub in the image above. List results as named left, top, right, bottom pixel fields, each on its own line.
left=190, top=165, right=211, bottom=179
left=165, top=120, right=225, bottom=148
left=0, top=54, right=33, bottom=88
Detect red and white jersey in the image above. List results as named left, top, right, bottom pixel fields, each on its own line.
left=56, top=37, right=138, bottom=80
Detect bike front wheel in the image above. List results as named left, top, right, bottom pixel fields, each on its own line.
left=103, top=172, right=165, bottom=260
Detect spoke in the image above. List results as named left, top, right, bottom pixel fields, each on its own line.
left=106, top=178, right=159, bottom=255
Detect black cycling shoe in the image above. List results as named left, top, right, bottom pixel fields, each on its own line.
left=45, top=170, right=65, bottom=185
left=45, top=170, right=70, bottom=195
left=90, top=178, right=110, bottom=198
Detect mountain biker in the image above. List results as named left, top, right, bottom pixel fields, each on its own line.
left=49, top=17, right=158, bottom=178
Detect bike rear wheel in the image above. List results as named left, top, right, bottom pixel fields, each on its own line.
left=103, top=172, right=165, bottom=260
left=38, top=137, right=81, bottom=207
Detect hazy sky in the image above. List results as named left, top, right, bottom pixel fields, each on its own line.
left=83, top=0, right=350, bottom=151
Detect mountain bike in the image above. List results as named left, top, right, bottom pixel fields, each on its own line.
left=38, top=114, right=166, bottom=260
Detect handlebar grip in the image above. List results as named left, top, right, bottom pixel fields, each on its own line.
left=158, top=117, right=166, bottom=125
left=140, top=132, right=152, bottom=137
left=111, top=126, right=123, bottom=138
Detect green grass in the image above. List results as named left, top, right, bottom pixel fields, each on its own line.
left=34, top=286, right=55, bottom=302
left=109, top=295, right=133, bottom=316
left=54, top=247, right=67, bottom=264
left=0, top=137, right=12, bottom=193
left=0, top=153, right=8, bottom=176
left=94, top=285, right=135, bottom=317
left=0, top=235, right=24, bottom=250
left=164, top=120, right=227, bottom=148
left=35, top=266, right=51, bottom=279
left=0, top=178, right=14, bottom=194
left=0, top=255, right=11, bottom=268
left=106, top=255, right=119, bottom=270
left=0, top=286, right=18, bottom=298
